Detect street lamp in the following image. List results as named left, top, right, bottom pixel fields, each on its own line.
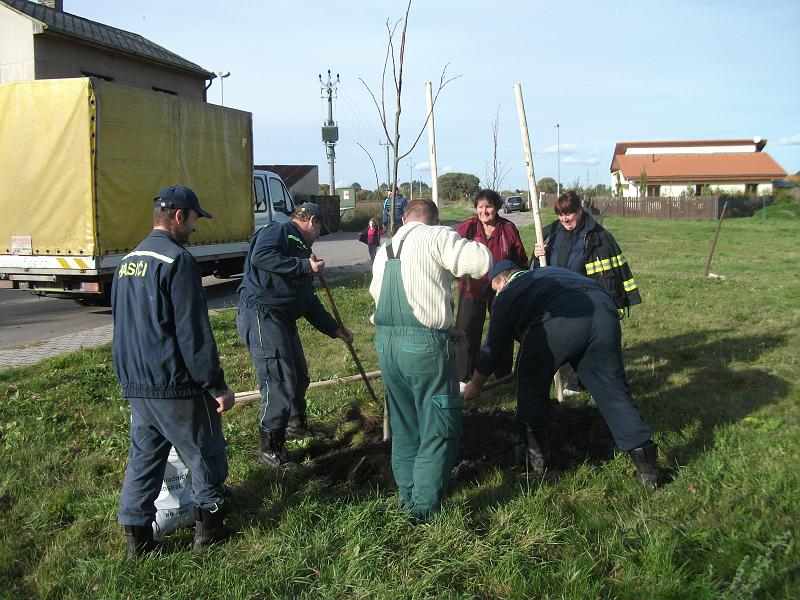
left=553, top=123, right=560, bottom=197
left=409, top=158, right=414, bottom=202
left=217, top=71, right=230, bottom=106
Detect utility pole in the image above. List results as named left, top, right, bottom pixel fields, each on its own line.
left=217, top=71, right=230, bottom=106
left=379, top=140, right=391, bottom=191
left=319, top=70, right=340, bottom=196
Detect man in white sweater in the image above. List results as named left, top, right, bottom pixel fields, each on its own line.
left=370, top=199, right=491, bottom=522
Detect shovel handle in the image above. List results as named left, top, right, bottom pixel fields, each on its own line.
left=311, top=254, right=381, bottom=407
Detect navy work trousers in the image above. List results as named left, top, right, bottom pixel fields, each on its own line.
left=237, top=306, right=310, bottom=431
left=516, top=288, right=652, bottom=451
left=118, top=394, right=228, bottom=526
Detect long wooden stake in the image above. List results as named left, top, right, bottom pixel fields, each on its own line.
left=704, top=201, right=729, bottom=277
left=454, top=275, right=470, bottom=381
left=426, top=81, right=439, bottom=207
left=235, top=370, right=383, bottom=406
left=513, top=83, right=564, bottom=402
left=312, top=254, right=388, bottom=439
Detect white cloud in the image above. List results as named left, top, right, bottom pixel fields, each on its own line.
left=537, top=143, right=578, bottom=156
left=335, top=179, right=347, bottom=187
left=777, top=134, right=800, bottom=146
left=440, top=165, right=454, bottom=173
left=562, top=157, right=600, bottom=165
left=414, top=161, right=431, bottom=171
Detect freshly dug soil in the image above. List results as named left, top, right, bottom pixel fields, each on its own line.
left=302, top=399, right=616, bottom=488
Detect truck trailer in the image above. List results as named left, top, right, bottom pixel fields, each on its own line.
left=0, top=77, right=262, bottom=301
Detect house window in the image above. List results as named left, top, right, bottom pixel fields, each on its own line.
left=646, top=185, right=661, bottom=197
left=745, top=183, right=757, bottom=196
left=152, top=87, right=177, bottom=95
left=695, top=184, right=703, bottom=196
left=81, top=71, right=113, bottom=82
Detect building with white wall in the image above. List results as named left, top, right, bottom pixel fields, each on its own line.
left=610, top=139, right=786, bottom=198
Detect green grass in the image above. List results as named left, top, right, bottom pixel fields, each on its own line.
left=1, top=210, right=798, bottom=598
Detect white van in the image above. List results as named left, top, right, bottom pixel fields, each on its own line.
left=253, top=169, right=295, bottom=231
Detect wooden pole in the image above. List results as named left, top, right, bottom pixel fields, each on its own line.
left=426, top=82, right=439, bottom=207
left=310, top=255, right=383, bottom=424
left=235, top=370, right=382, bottom=406
left=454, top=275, right=470, bottom=381
left=704, top=200, right=729, bottom=277
left=513, top=84, right=546, bottom=251
left=513, top=83, right=564, bottom=402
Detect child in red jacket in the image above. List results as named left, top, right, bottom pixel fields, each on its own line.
left=359, top=218, right=385, bottom=262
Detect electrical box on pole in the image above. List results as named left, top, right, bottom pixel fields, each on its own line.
left=319, top=70, right=339, bottom=196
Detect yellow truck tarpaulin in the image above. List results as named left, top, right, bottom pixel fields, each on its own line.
left=0, top=78, right=253, bottom=258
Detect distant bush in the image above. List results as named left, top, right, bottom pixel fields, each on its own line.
left=753, top=190, right=800, bottom=219
left=341, top=204, right=382, bottom=232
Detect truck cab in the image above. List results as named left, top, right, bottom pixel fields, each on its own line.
left=253, top=170, right=295, bottom=230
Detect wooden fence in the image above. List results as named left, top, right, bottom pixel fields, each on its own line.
left=540, top=194, right=722, bottom=220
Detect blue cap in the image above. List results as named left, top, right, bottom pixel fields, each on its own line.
left=300, top=202, right=327, bottom=230
left=154, top=185, right=212, bottom=218
left=488, top=259, right=519, bottom=281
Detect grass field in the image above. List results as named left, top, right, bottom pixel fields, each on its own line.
left=1, top=204, right=798, bottom=599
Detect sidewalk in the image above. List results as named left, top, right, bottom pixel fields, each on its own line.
left=0, top=260, right=373, bottom=372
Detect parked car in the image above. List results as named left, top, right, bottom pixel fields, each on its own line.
left=504, top=196, right=527, bottom=213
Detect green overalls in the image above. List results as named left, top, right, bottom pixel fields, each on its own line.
left=374, top=239, right=462, bottom=522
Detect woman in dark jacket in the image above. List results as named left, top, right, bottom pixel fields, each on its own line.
left=533, top=190, right=641, bottom=311
left=454, top=189, right=528, bottom=382
left=534, top=190, right=641, bottom=397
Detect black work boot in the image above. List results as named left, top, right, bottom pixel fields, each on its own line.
left=124, top=524, right=156, bottom=559
left=520, top=425, right=550, bottom=476
left=193, top=504, right=232, bottom=551
left=286, top=415, right=327, bottom=441
left=259, top=427, right=299, bottom=469
left=628, top=440, right=661, bottom=488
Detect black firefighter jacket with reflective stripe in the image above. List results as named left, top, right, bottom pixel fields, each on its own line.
left=539, top=214, right=642, bottom=311
left=111, top=229, right=228, bottom=399
left=237, top=221, right=338, bottom=336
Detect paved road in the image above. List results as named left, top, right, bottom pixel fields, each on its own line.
left=0, top=230, right=373, bottom=367
left=0, top=213, right=533, bottom=368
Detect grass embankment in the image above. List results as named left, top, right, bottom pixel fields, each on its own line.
left=1, top=210, right=798, bottom=598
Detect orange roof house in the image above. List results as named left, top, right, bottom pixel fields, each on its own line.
left=610, top=139, right=786, bottom=198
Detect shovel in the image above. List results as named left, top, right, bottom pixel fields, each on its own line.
left=311, top=254, right=387, bottom=439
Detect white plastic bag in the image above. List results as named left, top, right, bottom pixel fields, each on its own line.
left=152, top=446, right=194, bottom=540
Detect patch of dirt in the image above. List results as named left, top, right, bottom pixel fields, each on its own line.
left=297, top=399, right=616, bottom=488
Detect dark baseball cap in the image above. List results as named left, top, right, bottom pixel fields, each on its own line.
left=488, top=259, right=520, bottom=281
left=154, top=184, right=212, bottom=219
left=301, top=202, right=327, bottom=229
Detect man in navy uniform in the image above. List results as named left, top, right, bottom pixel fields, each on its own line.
left=237, top=203, right=352, bottom=469
left=462, top=260, right=660, bottom=487
left=112, top=185, right=235, bottom=558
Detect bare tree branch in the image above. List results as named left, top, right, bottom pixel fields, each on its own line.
left=359, top=77, right=392, bottom=142
left=483, top=106, right=510, bottom=190
left=361, top=0, right=458, bottom=235
left=357, top=142, right=381, bottom=189
left=398, top=65, right=460, bottom=160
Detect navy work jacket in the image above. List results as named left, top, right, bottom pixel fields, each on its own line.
left=111, top=229, right=227, bottom=399
left=237, top=221, right=338, bottom=336
left=475, top=267, right=613, bottom=377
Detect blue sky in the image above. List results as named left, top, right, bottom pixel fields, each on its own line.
left=68, top=0, right=800, bottom=191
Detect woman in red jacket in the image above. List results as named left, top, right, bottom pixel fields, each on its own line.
left=455, top=189, right=528, bottom=382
